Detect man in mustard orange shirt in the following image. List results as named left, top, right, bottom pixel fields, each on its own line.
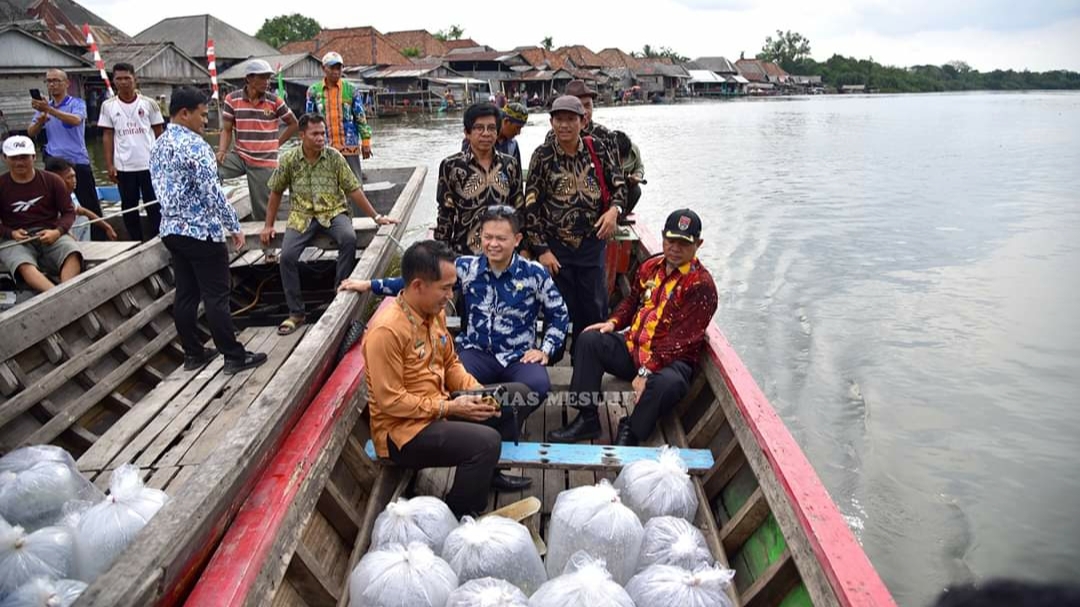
left=361, top=240, right=533, bottom=516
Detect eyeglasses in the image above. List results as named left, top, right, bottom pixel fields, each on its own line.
left=481, top=204, right=517, bottom=219
left=44, top=79, right=64, bottom=84
left=472, top=124, right=499, bottom=133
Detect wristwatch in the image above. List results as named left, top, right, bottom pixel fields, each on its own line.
left=637, top=366, right=652, bottom=378
left=612, top=204, right=624, bottom=215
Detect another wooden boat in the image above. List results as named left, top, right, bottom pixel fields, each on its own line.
left=0, top=166, right=425, bottom=606
left=189, top=222, right=896, bottom=606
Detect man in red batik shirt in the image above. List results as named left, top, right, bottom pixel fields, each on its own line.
left=548, top=208, right=718, bottom=445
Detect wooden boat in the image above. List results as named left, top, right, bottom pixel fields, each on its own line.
left=0, top=166, right=425, bottom=606
left=188, top=221, right=896, bottom=606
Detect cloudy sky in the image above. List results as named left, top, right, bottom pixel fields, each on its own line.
left=85, top=0, right=1080, bottom=71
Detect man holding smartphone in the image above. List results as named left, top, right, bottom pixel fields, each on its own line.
left=27, top=69, right=105, bottom=241
left=360, top=240, right=535, bottom=517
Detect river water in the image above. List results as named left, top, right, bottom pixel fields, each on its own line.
left=83, top=93, right=1080, bottom=605
left=359, top=93, right=1080, bottom=605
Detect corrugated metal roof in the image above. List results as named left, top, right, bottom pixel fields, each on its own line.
left=689, top=56, right=738, bottom=74
left=367, top=65, right=442, bottom=79
left=687, top=70, right=726, bottom=84
left=136, top=14, right=278, bottom=60
left=218, top=53, right=317, bottom=79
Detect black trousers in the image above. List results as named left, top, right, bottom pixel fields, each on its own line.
left=626, top=181, right=643, bottom=214
left=388, top=382, right=535, bottom=517
left=162, top=235, right=246, bottom=361
left=117, top=170, right=160, bottom=241
left=569, top=331, right=693, bottom=441
left=552, top=263, right=608, bottom=362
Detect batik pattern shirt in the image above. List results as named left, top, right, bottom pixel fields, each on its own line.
left=150, top=124, right=240, bottom=242
left=609, top=255, right=718, bottom=372
left=268, top=146, right=359, bottom=232
left=370, top=253, right=569, bottom=366
left=434, top=148, right=523, bottom=255
left=306, top=79, right=372, bottom=156
left=524, top=137, right=626, bottom=254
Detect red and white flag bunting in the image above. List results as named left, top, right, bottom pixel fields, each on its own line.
left=83, top=24, right=113, bottom=97
left=207, top=39, right=219, bottom=100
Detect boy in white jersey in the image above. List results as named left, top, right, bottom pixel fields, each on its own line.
left=98, top=62, right=163, bottom=241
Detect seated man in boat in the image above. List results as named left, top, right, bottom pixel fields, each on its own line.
left=341, top=204, right=568, bottom=415
left=0, top=135, right=82, bottom=292
left=436, top=102, right=523, bottom=255
left=361, top=239, right=536, bottom=516
left=548, top=209, right=718, bottom=445
left=261, top=112, right=395, bottom=336
left=525, top=95, right=625, bottom=361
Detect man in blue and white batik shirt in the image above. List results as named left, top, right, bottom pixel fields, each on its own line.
left=341, top=204, right=569, bottom=416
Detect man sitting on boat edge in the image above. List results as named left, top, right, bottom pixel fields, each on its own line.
left=359, top=240, right=536, bottom=517
left=341, top=204, right=567, bottom=423
left=0, top=135, right=82, bottom=293
left=261, top=112, right=395, bottom=336
left=548, top=209, right=718, bottom=446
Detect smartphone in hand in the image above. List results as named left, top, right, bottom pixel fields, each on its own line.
left=30, top=89, right=42, bottom=100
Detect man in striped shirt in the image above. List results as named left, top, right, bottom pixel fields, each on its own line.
left=216, top=59, right=298, bottom=221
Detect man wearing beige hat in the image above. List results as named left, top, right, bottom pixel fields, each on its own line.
left=525, top=95, right=626, bottom=363
left=306, top=51, right=373, bottom=183
left=217, top=59, right=298, bottom=221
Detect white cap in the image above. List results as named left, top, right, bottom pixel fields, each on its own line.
left=322, top=51, right=344, bottom=66
left=244, top=59, right=275, bottom=76
left=2, top=135, right=35, bottom=157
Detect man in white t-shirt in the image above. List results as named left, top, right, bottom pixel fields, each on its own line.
left=98, top=62, right=164, bottom=241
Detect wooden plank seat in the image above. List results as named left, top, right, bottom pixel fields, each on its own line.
left=239, top=217, right=380, bottom=251
left=363, top=439, right=714, bottom=474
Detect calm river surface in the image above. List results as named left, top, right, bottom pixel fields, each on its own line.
left=81, top=92, right=1080, bottom=605
left=360, top=92, right=1080, bottom=606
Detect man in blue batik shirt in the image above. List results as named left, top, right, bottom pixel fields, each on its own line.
left=341, top=205, right=569, bottom=411
left=150, top=87, right=267, bottom=376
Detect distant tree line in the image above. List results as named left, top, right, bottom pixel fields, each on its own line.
left=759, top=30, right=1080, bottom=92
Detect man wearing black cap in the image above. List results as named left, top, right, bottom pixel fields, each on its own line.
left=548, top=209, right=718, bottom=444
left=525, top=95, right=626, bottom=363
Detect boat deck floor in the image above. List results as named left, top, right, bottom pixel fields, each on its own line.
left=75, top=325, right=309, bottom=494
left=410, top=369, right=661, bottom=536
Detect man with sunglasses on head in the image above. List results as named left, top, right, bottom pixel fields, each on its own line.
left=436, top=102, right=523, bottom=256
left=548, top=209, right=717, bottom=445
left=341, top=205, right=568, bottom=490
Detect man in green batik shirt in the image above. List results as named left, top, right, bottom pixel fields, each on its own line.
left=262, top=113, right=397, bottom=336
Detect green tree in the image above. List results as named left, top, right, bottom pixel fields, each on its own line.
left=541, top=36, right=554, bottom=51
left=402, top=47, right=421, bottom=58
left=632, top=45, right=688, bottom=63
left=758, top=29, right=812, bottom=72
left=434, top=25, right=465, bottom=41
left=255, top=13, right=321, bottom=49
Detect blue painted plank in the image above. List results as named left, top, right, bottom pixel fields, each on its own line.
left=364, top=439, right=713, bottom=474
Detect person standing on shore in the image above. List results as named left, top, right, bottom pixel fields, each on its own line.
left=305, top=52, right=373, bottom=184
left=28, top=68, right=106, bottom=241
left=151, top=87, right=267, bottom=375
left=217, top=59, right=298, bottom=221
left=436, top=102, right=523, bottom=255
left=525, top=95, right=626, bottom=362
left=99, top=62, right=164, bottom=241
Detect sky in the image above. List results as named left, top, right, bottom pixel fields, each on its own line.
left=84, top=0, right=1080, bottom=72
